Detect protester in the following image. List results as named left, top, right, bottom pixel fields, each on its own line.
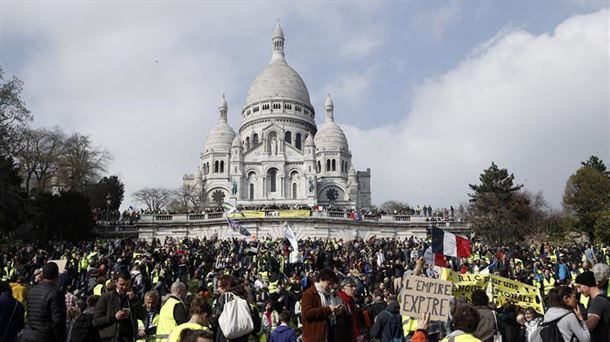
left=301, top=268, right=342, bottom=342
left=576, top=271, right=610, bottom=342
left=270, top=310, right=298, bottom=342
left=157, top=281, right=189, bottom=341
left=93, top=270, right=146, bottom=342
left=523, top=307, right=542, bottom=342
left=471, top=289, right=496, bottom=342
left=531, top=286, right=590, bottom=342
left=369, top=296, right=402, bottom=342
left=138, top=290, right=160, bottom=341
left=213, top=274, right=260, bottom=342
left=0, top=280, right=25, bottom=342
left=169, top=296, right=212, bottom=342
left=180, top=329, right=215, bottom=342
left=334, top=277, right=362, bottom=342
left=441, top=302, right=481, bottom=342
left=68, top=295, right=100, bottom=342
left=21, top=262, right=67, bottom=342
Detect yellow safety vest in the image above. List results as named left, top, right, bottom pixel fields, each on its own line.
left=93, top=284, right=104, bottom=296
left=580, top=294, right=589, bottom=308
left=157, top=297, right=185, bottom=341
left=152, top=270, right=160, bottom=284
left=268, top=280, right=279, bottom=294
left=78, top=259, right=88, bottom=272
left=402, top=315, right=417, bottom=336
left=137, top=315, right=160, bottom=342
left=441, top=333, right=481, bottom=342
left=543, top=277, right=555, bottom=295
left=168, top=322, right=208, bottom=342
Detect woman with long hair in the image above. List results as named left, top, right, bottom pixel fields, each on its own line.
left=531, top=286, right=590, bottom=342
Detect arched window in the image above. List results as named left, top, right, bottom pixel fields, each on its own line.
left=295, top=133, right=302, bottom=150
left=317, top=161, right=321, bottom=173
left=262, top=104, right=270, bottom=110
left=273, top=103, right=281, bottom=110
left=292, top=183, right=297, bottom=199
left=326, top=159, right=330, bottom=172
left=332, top=159, right=336, bottom=171
left=214, top=161, right=219, bottom=173
left=220, top=160, right=224, bottom=173
left=285, top=131, right=292, bottom=144
left=253, top=133, right=259, bottom=145
left=249, top=183, right=254, bottom=201
left=268, top=168, right=278, bottom=192
left=207, top=162, right=210, bottom=174
left=245, top=137, right=250, bottom=149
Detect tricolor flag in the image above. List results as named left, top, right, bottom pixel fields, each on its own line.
left=431, top=227, right=471, bottom=258
left=284, top=222, right=299, bottom=252
left=424, top=247, right=448, bottom=267
left=351, top=211, right=363, bottom=222
left=226, top=217, right=251, bottom=237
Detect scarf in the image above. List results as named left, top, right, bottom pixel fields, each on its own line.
left=336, top=290, right=360, bottom=338
left=315, top=282, right=336, bottom=325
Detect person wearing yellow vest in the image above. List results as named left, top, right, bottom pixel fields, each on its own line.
left=156, top=281, right=189, bottom=342
left=138, top=291, right=160, bottom=342
left=168, top=296, right=212, bottom=342
left=542, top=269, right=556, bottom=296
left=9, top=275, right=27, bottom=306
left=441, top=303, right=482, bottom=342
left=94, top=276, right=106, bottom=296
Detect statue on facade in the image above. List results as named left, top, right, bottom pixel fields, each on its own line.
left=231, top=179, right=238, bottom=195
left=308, top=177, right=315, bottom=193
left=271, top=137, right=277, bottom=155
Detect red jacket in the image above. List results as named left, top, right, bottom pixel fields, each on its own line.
left=301, top=284, right=332, bottom=342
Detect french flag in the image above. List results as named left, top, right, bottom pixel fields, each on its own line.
left=431, top=227, right=471, bottom=258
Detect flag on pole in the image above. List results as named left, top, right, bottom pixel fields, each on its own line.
left=431, top=227, right=471, bottom=258
left=284, top=222, right=299, bottom=252
left=226, top=217, right=251, bottom=237
left=424, top=247, right=448, bottom=267
left=222, top=202, right=244, bottom=217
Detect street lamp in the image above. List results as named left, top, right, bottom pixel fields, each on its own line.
left=105, top=194, right=111, bottom=239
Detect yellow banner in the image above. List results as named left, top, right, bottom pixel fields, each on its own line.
left=227, top=210, right=310, bottom=218
left=441, top=269, right=544, bottom=314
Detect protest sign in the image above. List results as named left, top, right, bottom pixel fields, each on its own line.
left=48, top=259, right=68, bottom=273
left=441, top=268, right=544, bottom=314
left=401, top=275, right=453, bottom=321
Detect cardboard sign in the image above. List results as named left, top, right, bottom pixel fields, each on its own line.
left=441, top=269, right=545, bottom=314
left=400, top=275, right=453, bottom=321
left=48, top=259, right=68, bottom=273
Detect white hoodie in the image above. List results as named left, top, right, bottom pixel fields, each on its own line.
left=531, top=307, right=590, bottom=342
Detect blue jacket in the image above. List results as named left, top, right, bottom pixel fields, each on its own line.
left=0, top=292, right=26, bottom=342
left=270, top=325, right=297, bottom=342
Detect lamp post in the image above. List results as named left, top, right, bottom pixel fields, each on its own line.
left=105, top=194, right=111, bottom=240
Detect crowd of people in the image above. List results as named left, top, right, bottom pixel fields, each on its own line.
left=0, top=234, right=609, bottom=342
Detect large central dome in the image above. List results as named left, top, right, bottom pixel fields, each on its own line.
left=245, top=62, right=311, bottom=106
left=244, top=23, right=311, bottom=107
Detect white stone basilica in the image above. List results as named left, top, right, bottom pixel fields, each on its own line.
left=183, top=23, right=371, bottom=208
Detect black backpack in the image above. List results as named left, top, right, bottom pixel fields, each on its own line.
left=539, top=312, right=573, bottom=342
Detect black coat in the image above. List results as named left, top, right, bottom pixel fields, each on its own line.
left=92, top=290, right=146, bottom=341
left=68, top=308, right=100, bottom=342
left=369, top=302, right=403, bottom=342
left=21, top=281, right=67, bottom=342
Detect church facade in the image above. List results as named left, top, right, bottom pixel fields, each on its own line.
left=183, top=23, right=371, bottom=208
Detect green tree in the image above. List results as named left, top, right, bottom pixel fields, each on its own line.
left=581, top=155, right=607, bottom=173
left=0, top=66, right=32, bottom=157
left=33, top=191, right=95, bottom=241
left=0, top=155, right=31, bottom=233
left=563, top=165, right=610, bottom=239
left=468, top=162, right=525, bottom=243
left=86, top=175, right=125, bottom=211
left=594, top=209, right=610, bottom=244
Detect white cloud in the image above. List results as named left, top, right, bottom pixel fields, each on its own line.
left=346, top=9, right=609, bottom=208
left=410, top=1, right=463, bottom=41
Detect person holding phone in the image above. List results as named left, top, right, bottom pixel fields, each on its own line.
left=93, top=271, right=146, bottom=342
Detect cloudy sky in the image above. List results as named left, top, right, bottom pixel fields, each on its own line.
left=2, top=1, right=608, bottom=210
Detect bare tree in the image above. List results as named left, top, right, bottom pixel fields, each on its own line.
left=14, top=127, right=66, bottom=195
left=170, top=183, right=201, bottom=213
left=380, top=200, right=411, bottom=214
left=133, top=188, right=173, bottom=213
left=0, top=67, right=32, bottom=157
left=60, top=133, right=112, bottom=192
